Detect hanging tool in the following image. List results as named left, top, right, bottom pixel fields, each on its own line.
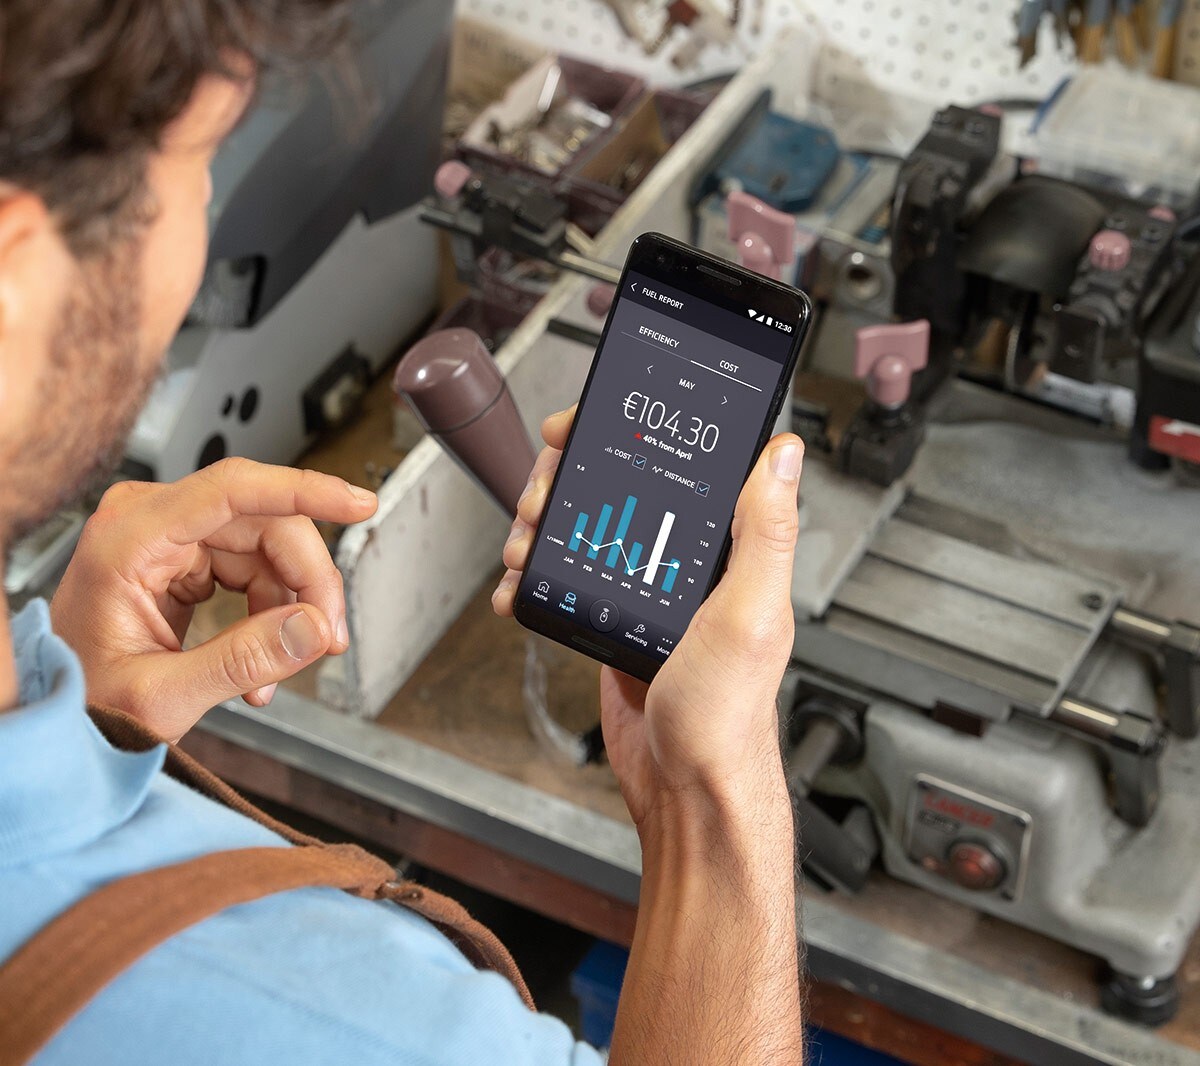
left=1152, top=0, right=1182, bottom=77
left=1016, top=0, right=1046, bottom=66
left=1113, top=0, right=1140, bottom=65
left=1078, top=0, right=1112, bottom=62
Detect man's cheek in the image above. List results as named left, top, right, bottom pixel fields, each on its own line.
left=139, top=214, right=208, bottom=360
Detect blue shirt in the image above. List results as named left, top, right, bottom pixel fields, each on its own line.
left=0, top=601, right=604, bottom=1065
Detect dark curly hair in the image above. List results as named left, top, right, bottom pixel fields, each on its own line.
left=0, top=0, right=353, bottom=255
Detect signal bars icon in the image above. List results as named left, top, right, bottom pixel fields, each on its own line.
left=746, top=308, right=769, bottom=324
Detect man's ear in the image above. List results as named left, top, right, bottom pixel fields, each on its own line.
left=0, top=191, right=69, bottom=373
left=0, top=190, right=69, bottom=423
left=0, top=190, right=54, bottom=322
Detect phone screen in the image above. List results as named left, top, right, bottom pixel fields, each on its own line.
left=518, top=240, right=806, bottom=675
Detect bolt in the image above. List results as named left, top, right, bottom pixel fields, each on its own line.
left=1082, top=592, right=1106, bottom=610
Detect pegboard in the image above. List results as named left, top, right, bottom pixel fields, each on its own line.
left=457, top=0, right=1082, bottom=108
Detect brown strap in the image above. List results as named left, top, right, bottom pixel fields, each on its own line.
left=86, top=706, right=533, bottom=1000
left=0, top=708, right=535, bottom=1066
left=0, top=845, right=393, bottom=1066
left=87, top=706, right=533, bottom=1003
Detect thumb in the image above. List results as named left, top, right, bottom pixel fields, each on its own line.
left=151, top=604, right=333, bottom=722
left=720, top=434, right=804, bottom=610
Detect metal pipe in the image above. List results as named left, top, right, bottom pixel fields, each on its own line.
left=1110, top=608, right=1172, bottom=646
left=787, top=717, right=845, bottom=796
left=1051, top=697, right=1121, bottom=741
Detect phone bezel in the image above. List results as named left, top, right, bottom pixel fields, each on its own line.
left=513, top=231, right=811, bottom=682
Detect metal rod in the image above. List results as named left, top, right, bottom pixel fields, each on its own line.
left=787, top=717, right=845, bottom=796
left=1110, top=608, right=1173, bottom=646
left=1051, top=697, right=1121, bottom=741
left=559, top=250, right=621, bottom=285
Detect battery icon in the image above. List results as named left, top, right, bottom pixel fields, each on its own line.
left=766, top=316, right=773, bottom=326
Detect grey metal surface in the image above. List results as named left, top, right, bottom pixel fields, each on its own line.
left=198, top=688, right=1200, bottom=1065
left=826, top=698, right=1200, bottom=979
left=791, top=459, right=906, bottom=618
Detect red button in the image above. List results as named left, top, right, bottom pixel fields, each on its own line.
left=947, top=841, right=1005, bottom=891
left=1149, top=415, right=1200, bottom=463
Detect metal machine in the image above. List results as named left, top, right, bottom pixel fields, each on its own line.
left=409, top=85, right=1200, bottom=1025
left=123, top=0, right=452, bottom=484
left=760, top=102, right=1200, bottom=1025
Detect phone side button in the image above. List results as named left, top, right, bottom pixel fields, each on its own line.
left=571, top=636, right=615, bottom=659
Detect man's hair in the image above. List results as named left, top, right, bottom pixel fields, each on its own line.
left=0, top=0, right=353, bottom=255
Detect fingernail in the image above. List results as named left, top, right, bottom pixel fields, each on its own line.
left=505, top=523, right=525, bottom=547
left=771, top=442, right=803, bottom=481
left=281, top=611, right=325, bottom=660
left=336, top=617, right=349, bottom=646
left=346, top=482, right=376, bottom=503
left=492, top=577, right=515, bottom=602
left=252, top=683, right=278, bottom=705
left=517, top=475, right=535, bottom=505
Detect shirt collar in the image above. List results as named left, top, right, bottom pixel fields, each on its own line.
left=0, top=599, right=165, bottom=869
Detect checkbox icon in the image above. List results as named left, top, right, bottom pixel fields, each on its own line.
left=696, top=481, right=710, bottom=497
left=633, top=454, right=647, bottom=470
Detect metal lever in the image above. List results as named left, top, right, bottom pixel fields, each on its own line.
left=785, top=699, right=877, bottom=895
left=422, top=162, right=621, bottom=285
left=1107, top=608, right=1200, bottom=739
left=1049, top=697, right=1165, bottom=827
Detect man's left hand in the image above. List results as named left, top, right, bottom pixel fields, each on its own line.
left=50, top=458, right=377, bottom=742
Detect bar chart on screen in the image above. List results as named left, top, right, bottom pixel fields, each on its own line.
left=568, top=494, right=682, bottom=593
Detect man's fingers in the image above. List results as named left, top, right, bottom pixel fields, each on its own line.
left=515, top=445, right=563, bottom=527
left=152, top=458, right=377, bottom=547
left=208, top=515, right=347, bottom=650
left=143, top=603, right=334, bottom=722
left=502, top=520, right=535, bottom=572
left=711, top=434, right=803, bottom=626
left=493, top=406, right=574, bottom=617
left=541, top=405, right=576, bottom=450
left=491, top=568, right=521, bottom=617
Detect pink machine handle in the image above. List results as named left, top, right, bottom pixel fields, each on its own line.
left=726, top=190, right=796, bottom=282
left=854, top=320, right=931, bottom=409
left=434, top=160, right=474, bottom=200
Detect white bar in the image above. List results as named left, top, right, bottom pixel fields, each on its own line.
left=642, top=510, right=676, bottom=585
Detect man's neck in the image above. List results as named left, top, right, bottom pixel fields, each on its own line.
left=0, top=566, right=18, bottom=712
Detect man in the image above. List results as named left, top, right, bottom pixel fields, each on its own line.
left=0, top=1, right=806, bottom=1062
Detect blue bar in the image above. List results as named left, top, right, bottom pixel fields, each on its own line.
left=587, top=504, right=614, bottom=559
left=625, top=542, right=643, bottom=575
left=570, top=511, right=589, bottom=552
left=662, top=559, right=680, bottom=593
left=606, top=496, right=638, bottom=569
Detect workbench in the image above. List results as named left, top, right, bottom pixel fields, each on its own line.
left=178, top=362, right=1200, bottom=1066
left=184, top=569, right=1200, bottom=1066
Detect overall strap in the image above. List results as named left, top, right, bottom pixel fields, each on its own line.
left=0, top=844, right=394, bottom=1066
left=87, top=706, right=533, bottom=1005
left=0, top=708, right=535, bottom=1065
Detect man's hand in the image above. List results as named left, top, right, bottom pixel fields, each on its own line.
left=51, top=458, right=377, bottom=742
left=493, top=405, right=803, bottom=824
left=495, top=406, right=806, bottom=1064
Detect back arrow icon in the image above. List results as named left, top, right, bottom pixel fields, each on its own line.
left=647, top=365, right=653, bottom=373
left=631, top=283, right=638, bottom=292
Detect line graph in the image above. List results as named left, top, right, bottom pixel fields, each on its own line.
left=572, top=533, right=680, bottom=579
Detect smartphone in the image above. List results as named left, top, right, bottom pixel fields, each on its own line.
left=514, top=232, right=811, bottom=682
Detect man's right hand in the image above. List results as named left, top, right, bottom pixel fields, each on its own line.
left=492, top=406, right=804, bottom=828
left=495, top=406, right=806, bottom=1064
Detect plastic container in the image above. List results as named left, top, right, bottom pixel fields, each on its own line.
left=562, top=89, right=710, bottom=235
left=458, top=54, right=646, bottom=185
left=569, top=940, right=628, bottom=1049
left=1033, top=67, right=1200, bottom=208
